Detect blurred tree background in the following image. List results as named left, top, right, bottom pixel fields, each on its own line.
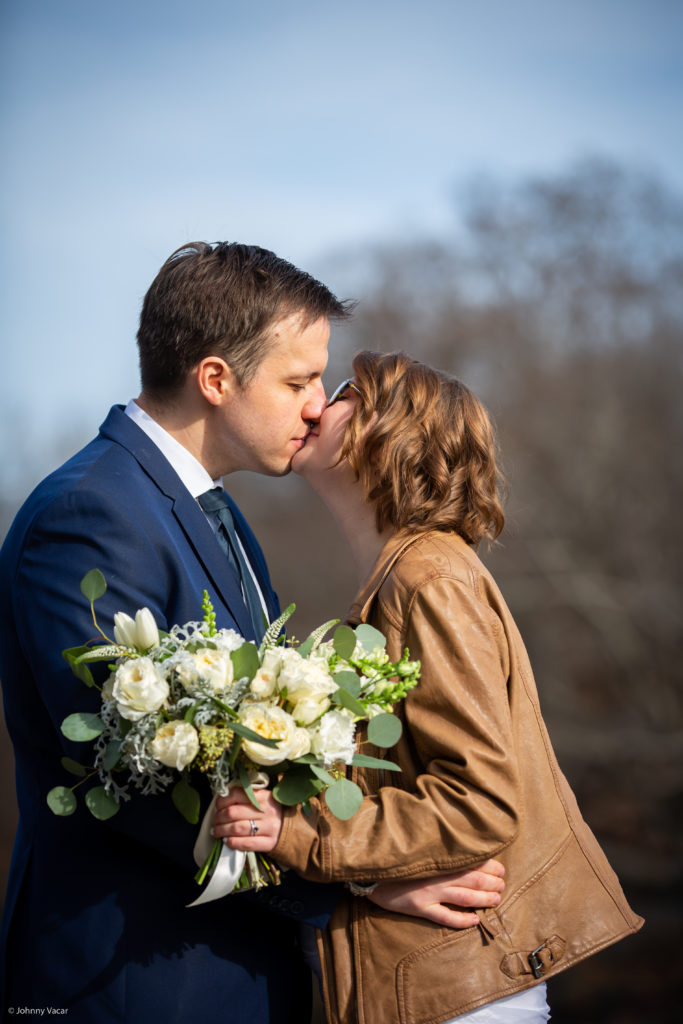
left=1, top=158, right=681, bottom=1021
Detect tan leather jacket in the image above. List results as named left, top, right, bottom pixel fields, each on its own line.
left=273, top=531, right=643, bottom=1024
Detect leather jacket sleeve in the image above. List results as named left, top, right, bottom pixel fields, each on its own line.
left=272, top=574, right=520, bottom=883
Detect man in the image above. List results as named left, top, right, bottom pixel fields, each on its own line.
left=0, top=242, right=504, bottom=1022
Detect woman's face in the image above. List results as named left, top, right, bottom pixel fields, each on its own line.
left=291, top=378, right=360, bottom=482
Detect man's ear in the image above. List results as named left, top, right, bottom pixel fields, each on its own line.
left=195, top=356, right=236, bottom=406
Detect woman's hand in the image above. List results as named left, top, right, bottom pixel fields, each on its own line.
left=212, top=788, right=284, bottom=853
left=368, top=859, right=506, bottom=929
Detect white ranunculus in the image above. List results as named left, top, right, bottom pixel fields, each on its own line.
left=290, top=694, right=331, bottom=726
left=112, top=658, right=169, bottom=721
left=239, top=703, right=300, bottom=766
left=191, top=648, right=234, bottom=693
left=113, top=608, right=160, bottom=652
left=149, top=721, right=200, bottom=770
left=310, top=709, right=357, bottom=766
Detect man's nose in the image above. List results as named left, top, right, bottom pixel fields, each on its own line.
left=302, top=380, right=327, bottom=421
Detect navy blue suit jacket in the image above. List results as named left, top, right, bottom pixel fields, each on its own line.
left=0, top=406, right=339, bottom=1023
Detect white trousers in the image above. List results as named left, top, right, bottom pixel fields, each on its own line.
left=445, top=982, right=550, bottom=1022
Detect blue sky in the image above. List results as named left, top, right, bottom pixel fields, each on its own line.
left=2, top=0, right=682, bottom=493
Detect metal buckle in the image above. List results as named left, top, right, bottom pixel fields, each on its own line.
left=528, top=942, right=552, bottom=979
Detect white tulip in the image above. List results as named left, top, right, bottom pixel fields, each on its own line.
left=113, top=612, right=138, bottom=649
left=113, top=608, right=160, bottom=652
left=133, top=608, right=160, bottom=651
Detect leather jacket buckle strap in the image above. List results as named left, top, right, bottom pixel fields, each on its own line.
left=500, top=934, right=566, bottom=980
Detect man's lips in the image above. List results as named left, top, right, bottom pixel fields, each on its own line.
left=293, top=431, right=319, bottom=449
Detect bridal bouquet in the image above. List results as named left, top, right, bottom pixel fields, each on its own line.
left=49, top=570, right=420, bottom=902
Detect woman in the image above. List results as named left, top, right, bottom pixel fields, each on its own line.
left=214, top=351, right=643, bottom=1023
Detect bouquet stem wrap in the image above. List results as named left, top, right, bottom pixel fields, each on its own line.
left=188, top=772, right=270, bottom=907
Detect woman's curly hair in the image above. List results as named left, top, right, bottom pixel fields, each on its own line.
left=341, top=351, right=505, bottom=546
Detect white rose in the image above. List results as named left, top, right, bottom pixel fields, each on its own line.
left=239, top=703, right=300, bottom=766
left=112, top=658, right=169, bottom=721
left=113, top=608, right=160, bottom=652
left=149, top=721, right=200, bottom=771
left=290, top=694, right=331, bottom=726
left=102, top=671, right=116, bottom=702
left=288, top=726, right=312, bottom=760
left=191, top=648, right=234, bottom=693
left=310, top=709, right=357, bottom=766
left=279, top=652, right=338, bottom=703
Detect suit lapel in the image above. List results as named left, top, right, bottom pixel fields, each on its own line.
left=99, top=407, right=256, bottom=639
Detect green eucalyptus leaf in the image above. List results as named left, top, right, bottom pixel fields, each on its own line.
left=102, top=739, right=125, bottom=772
left=61, top=712, right=105, bottom=742
left=367, top=713, right=403, bottom=748
left=324, top=778, right=363, bottom=820
left=171, top=776, right=200, bottom=824
left=84, top=786, right=119, bottom=820
left=351, top=753, right=401, bottom=771
left=309, top=764, right=335, bottom=786
left=47, top=786, right=77, bottom=816
left=273, top=766, right=324, bottom=806
left=80, top=568, right=107, bottom=603
left=295, top=637, right=315, bottom=659
left=332, top=687, right=366, bottom=718
left=60, top=756, right=88, bottom=777
left=230, top=643, right=260, bottom=683
left=333, top=625, right=356, bottom=660
left=62, top=646, right=96, bottom=687
left=354, top=623, right=387, bottom=652
left=333, top=670, right=361, bottom=698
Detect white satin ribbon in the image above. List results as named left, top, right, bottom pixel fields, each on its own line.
left=187, top=772, right=269, bottom=908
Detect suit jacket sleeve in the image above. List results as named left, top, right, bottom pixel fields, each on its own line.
left=271, top=576, right=521, bottom=882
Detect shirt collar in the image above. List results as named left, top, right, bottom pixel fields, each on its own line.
left=124, top=399, right=221, bottom=499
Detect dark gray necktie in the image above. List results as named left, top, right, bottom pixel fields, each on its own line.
left=197, top=488, right=266, bottom=642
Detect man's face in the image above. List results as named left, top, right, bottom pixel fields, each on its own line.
left=215, top=312, right=330, bottom=476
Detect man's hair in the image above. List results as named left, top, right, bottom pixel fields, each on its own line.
left=342, top=351, right=505, bottom=547
left=137, top=241, right=353, bottom=396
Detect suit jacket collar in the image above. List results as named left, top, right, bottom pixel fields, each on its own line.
left=98, top=406, right=261, bottom=639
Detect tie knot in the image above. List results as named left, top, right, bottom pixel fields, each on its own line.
left=197, top=487, right=231, bottom=515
